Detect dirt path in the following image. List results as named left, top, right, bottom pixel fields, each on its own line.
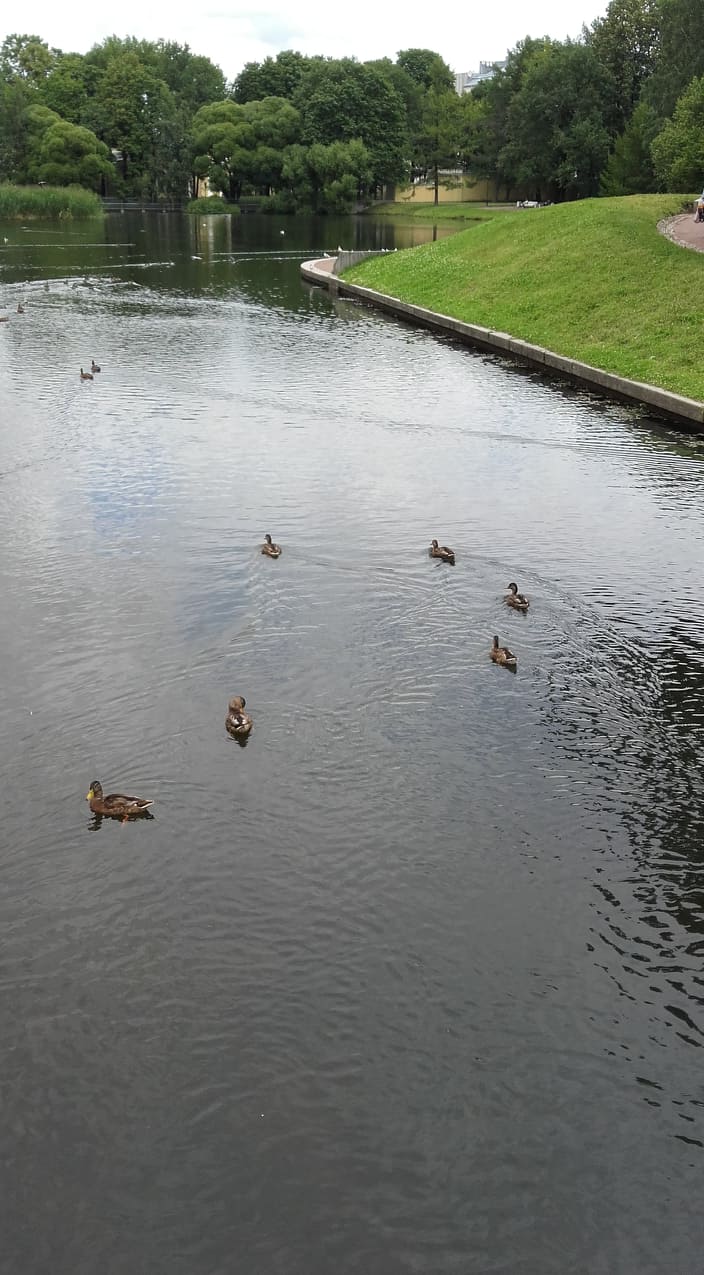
left=659, top=212, right=704, bottom=253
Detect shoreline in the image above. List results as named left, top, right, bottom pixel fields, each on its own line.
left=301, top=255, right=704, bottom=430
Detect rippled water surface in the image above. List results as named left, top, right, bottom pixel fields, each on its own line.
left=2, top=211, right=704, bottom=1274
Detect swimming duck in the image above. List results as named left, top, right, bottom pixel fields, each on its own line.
left=491, top=635, right=517, bottom=669
left=505, top=582, right=529, bottom=611
left=86, top=780, right=154, bottom=821
left=226, top=695, right=253, bottom=738
left=80, top=367, right=93, bottom=380
left=16, top=303, right=24, bottom=314
left=261, top=533, right=282, bottom=558
left=0, top=315, right=8, bottom=324
left=91, top=359, right=101, bottom=373
left=429, top=538, right=455, bottom=565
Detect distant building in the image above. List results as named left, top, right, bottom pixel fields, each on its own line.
left=455, top=61, right=506, bottom=95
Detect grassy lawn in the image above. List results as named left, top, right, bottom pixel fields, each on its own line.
left=368, top=201, right=515, bottom=222
left=346, top=195, right=704, bottom=401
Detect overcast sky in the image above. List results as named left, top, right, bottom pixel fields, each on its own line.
left=4, top=0, right=610, bottom=82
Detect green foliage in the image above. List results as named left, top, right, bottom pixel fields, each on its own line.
left=415, top=87, right=462, bottom=202
left=191, top=97, right=302, bottom=200
left=644, top=0, right=704, bottom=120
left=0, top=34, right=56, bottom=84
left=38, top=54, right=94, bottom=123
left=280, top=138, right=372, bottom=212
left=294, top=58, right=407, bottom=188
left=24, top=104, right=112, bottom=188
left=233, top=51, right=315, bottom=104
left=345, top=195, right=704, bottom=400
left=651, top=75, right=704, bottom=190
left=501, top=41, right=614, bottom=199
left=396, top=48, right=454, bottom=92
left=186, top=196, right=240, bottom=213
left=0, top=181, right=103, bottom=218
left=0, top=78, right=33, bottom=180
left=600, top=101, right=659, bottom=193
left=584, top=0, right=660, bottom=129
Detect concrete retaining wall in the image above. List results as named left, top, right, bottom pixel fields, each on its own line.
left=332, top=249, right=395, bottom=276
left=300, top=257, right=704, bottom=429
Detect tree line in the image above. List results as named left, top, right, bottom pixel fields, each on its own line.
left=0, top=1, right=703, bottom=213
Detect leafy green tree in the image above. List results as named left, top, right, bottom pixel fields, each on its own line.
left=39, top=53, right=95, bottom=123
left=651, top=74, right=704, bottom=190
left=501, top=41, right=614, bottom=199
left=85, top=51, right=177, bottom=194
left=600, top=100, right=659, bottom=193
left=644, top=0, right=704, bottom=120
left=280, top=137, right=372, bottom=212
left=0, top=33, right=56, bottom=84
left=396, top=48, right=454, bottom=92
left=415, top=83, right=462, bottom=202
left=150, top=40, right=225, bottom=111
left=584, top=0, right=660, bottom=129
left=462, top=38, right=552, bottom=191
left=294, top=58, right=407, bottom=189
left=233, top=51, right=315, bottom=103
left=191, top=100, right=255, bottom=200
left=0, top=78, right=33, bottom=179
left=24, top=105, right=112, bottom=188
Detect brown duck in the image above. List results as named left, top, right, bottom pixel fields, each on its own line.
left=225, top=695, right=253, bottom=738
left=86, top=780, right=154, bottom=821
left=429, top=538, right=455, bottom=565
left=490, top=636, right=517, bottom=669
left=505, top=582, right=529, bottom=611
left=261, top=533, right=281, bottom=558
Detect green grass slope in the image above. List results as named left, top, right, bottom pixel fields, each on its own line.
left=346, top=195, right=704, bottom=401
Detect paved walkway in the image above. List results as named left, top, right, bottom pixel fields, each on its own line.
left=660, top=212, right=704, bottom=253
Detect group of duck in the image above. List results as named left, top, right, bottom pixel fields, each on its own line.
left=0, top=302, right=25, bottom=323
left=429, top=537, right=528, bottom=667
left=80, top=359, right=101, bottom=380
left=86, top=532, right=528, bottom=824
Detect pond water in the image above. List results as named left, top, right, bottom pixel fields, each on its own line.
left=2, top=211, right=704, bottom=1274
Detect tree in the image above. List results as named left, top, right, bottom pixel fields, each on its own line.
left=24, top=105, right=112, bottom=188
left=0, top=33, right=56, bottom=84
left=294, top=58, right=408, bottom=189
left=600, top=100, right=659, bottom=193
left=233, top=51, right=315, bottom=103
left=396, top=48, right=454, bottom=92
left=644, top=0, right=704, bottom=120
left=0, top=78, right=33, bottom=180
left=415, top=83, right=462, bottom=203
left=584, top=0, right=660, bottom=129
left=190, top=100, right=256, bottom=201
left=85, top=51, right=178, bottom=194
left=39, top=53, right=94, bottom=123
left=151, top=40, right=225, bottom=112
left=461, top=38, right=553, bottom=192
left=501, top=41, right=614, bottom=199
left=651, top=75, right=704, bottom=190
left=281, top=138, right=372, bottom=212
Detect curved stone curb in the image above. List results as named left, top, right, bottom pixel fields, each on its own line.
left=658, top=214, right=704, bottom=255
left=301, top=258, right=704, bottom=429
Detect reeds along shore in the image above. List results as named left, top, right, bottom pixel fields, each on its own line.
left=0, top=184, right=103, bottom=221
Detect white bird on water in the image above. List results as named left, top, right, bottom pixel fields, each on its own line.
left=279, top=230, right=285, bottom=236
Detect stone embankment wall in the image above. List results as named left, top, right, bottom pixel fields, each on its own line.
left=300, top=257, right=704, bottom=429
